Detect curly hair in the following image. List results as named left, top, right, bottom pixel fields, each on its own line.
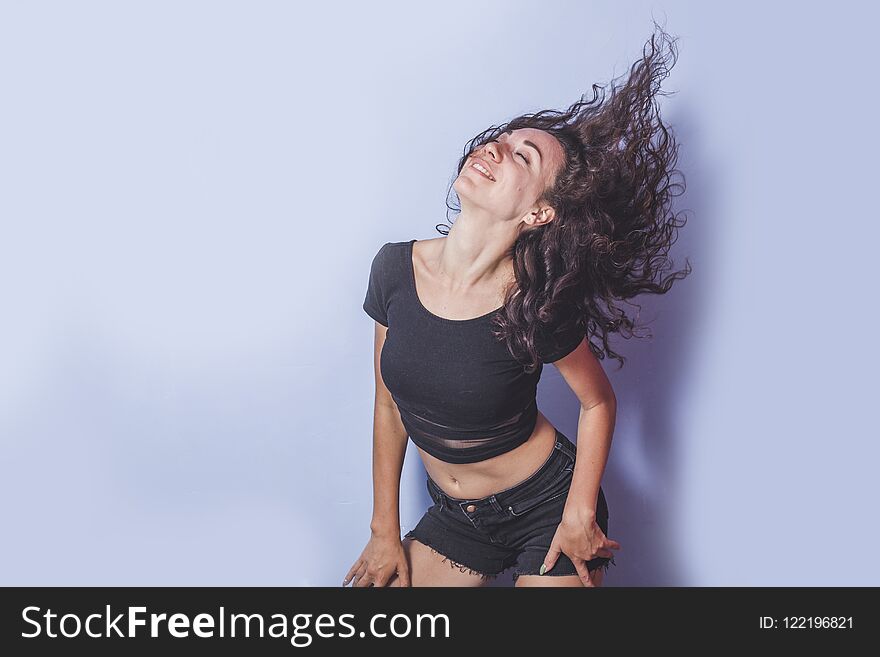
left=436, top=22, right=692, bottom=373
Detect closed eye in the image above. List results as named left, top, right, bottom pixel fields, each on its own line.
left=489, top=139, right=530, bottom=165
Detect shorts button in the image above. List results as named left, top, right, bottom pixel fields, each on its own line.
left=465, top=504, right=476, bottom=512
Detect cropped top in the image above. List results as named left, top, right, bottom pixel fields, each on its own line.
left=362, top=239, right=585, bottom=464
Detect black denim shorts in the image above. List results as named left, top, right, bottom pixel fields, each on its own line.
left=403, top=429, right=615, bottom=583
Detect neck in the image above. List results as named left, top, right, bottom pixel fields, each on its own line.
left=437, top=213, right=516, bottom=290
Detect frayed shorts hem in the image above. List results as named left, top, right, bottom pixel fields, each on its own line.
left=403, top=530, right=502, bottom=581
left=511, top=554, right=617, bottom=583
left=404, top=529, right=617, bottom=583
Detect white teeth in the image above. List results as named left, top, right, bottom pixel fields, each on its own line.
left=472, top=162, right=494, bottom=180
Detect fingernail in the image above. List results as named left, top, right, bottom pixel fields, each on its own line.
left=539, top=564, right=546, bottom=575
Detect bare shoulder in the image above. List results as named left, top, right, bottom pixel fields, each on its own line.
left=413, top=236, right=444, bottom=257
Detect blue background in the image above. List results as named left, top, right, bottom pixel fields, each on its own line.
left=1, top=1, right=875, bottom=585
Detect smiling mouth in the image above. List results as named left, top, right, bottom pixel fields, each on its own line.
left=470, top=161, right=495, bottom=181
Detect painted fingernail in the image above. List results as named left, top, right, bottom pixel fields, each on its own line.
left=539, top=564, right=546, bottom=575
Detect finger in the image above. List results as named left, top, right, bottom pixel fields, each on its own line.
left=352, top=563, right=368, bottom=587
left=584, top=567, right=597, bottom=587
left=398, top=564, right=411, bottom=588
left=351, top=564, right=369, bottom=587
left=343, top=560, right=364, bottom=587
left=541, top=543, right=562, bottom=575
left=386, top=571, right=407, bottom=587
left=604, top=538, right=622, bottom=550
left=595, top=547, right=616, bottom=559
left=354, top=571, right=374, bottom=587
left=572, top=558, right=595, bottom=588
left=343, top=562, right=359, bottom=586
left=375, top=568, right=401, bottom=588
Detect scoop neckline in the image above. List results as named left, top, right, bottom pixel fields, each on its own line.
left=407, top=239, right=504, bottom=324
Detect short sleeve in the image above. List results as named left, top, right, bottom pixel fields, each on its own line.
left=538, top=310, right=586, bottom=363
left=363, top=242, right=392, bottom=326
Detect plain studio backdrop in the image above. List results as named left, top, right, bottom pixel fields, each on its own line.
left=0, top=0, right=876, bottom=586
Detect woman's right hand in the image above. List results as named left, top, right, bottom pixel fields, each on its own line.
left=343, top=532, right=411, bottom=587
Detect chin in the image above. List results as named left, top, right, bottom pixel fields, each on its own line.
left=452, top=177, right=470, bottom=196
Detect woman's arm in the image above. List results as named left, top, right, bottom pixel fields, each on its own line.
left=537, top=339, right=621, bottom=583
left=567, top=399, right=616, bottom=516
left=552, top=338, right=617, bottom=515
left=369, top=322, right=409, bottom=538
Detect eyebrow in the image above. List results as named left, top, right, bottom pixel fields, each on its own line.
left=503, top=129, right=543, bottom=164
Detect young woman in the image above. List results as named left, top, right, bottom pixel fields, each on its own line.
left=345, top=25, right=689, bottom=588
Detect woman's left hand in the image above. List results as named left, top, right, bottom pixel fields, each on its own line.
left=542, top=507, right=621, bottom=587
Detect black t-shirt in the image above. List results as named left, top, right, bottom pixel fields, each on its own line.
left=363, top=239, right=584, bottom=464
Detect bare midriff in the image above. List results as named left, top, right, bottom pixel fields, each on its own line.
left=416, top=408, right=559, bottom=500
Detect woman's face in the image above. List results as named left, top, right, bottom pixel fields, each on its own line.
left=454, top=127, right=566, bottom=225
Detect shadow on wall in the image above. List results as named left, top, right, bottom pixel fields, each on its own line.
left=545, top=101, right=713, bottom=587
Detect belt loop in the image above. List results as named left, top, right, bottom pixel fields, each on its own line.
left=428, top=477, right=446, bottom=510
left=557, top=433, right=577, bottom=461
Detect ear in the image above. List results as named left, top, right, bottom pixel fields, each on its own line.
left=522, top=204, right=556, bottom=230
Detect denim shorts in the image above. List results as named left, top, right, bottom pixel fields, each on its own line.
left=403, top=429, right=615, bottom=583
